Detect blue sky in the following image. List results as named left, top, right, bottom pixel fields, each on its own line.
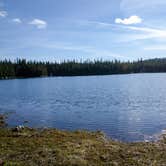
left=1, top=0, right=166, bottom=61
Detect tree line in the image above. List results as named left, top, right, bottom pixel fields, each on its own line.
left=0, top=58, right=166, bottom=79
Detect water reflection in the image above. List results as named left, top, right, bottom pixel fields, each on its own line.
left=0, top=73, right=166, bottom=142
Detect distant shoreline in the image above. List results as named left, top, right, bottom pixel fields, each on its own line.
left=1, top=72, right=166, bottom=81
left=1, top=58, right=166, bottom=79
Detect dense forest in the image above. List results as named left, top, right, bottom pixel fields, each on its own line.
left=1, top=58, right=166, bottom=79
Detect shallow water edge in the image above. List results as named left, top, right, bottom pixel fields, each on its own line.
left=1, top=114, right=166, bottom=165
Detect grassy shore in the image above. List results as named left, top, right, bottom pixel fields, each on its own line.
left=1, top=115, right=166, bottom=166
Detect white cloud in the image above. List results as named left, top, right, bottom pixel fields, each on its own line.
left=0, top=10, right=7, bottom=17
left=29, top=19, right=47, bottom=29
left=12, top=18, right=22, bottom=24
left=115, top=16, right=142, bottom=25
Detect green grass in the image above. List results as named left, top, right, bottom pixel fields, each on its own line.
left=1, top=115, right=166, bottom=165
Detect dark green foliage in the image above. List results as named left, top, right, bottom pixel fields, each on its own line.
left=1, top=58, right=166, bottom=79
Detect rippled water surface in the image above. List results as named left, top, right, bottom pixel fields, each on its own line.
left=1, top=73, right=166, bottom=142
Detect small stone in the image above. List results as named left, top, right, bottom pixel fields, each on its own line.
left=12, top=125, right=25, bottom=132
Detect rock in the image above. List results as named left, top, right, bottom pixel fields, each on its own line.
left=12, top=125, right=25, bottom=132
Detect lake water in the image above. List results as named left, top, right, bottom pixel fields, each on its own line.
left=0, top=73, right=166, bottom=142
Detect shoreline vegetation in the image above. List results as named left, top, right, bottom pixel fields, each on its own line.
left=1, top=58, right=166, bottom=79
left=1, top=115, right=166, bottom=165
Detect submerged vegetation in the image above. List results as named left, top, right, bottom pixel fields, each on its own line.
left=1, top=115, right=166, bottom=165
left=1, top=58, right=166, bottom=78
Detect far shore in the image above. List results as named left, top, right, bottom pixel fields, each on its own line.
left=1, top=72, right=166, bottom=82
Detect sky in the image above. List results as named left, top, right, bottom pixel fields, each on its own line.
left=1, top=0, right=166, bottom=61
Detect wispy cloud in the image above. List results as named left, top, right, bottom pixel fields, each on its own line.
left=29, top=19, right=47, bottom=29
left=115, top=16, right=142, bottom=25
left=44, top=43, right=93, bottom=52
left=84, top=20, right=166, bottom=42
left=80, top=19, right=166, bottom=42
left=12, top=18, right=22, bottom=24
left=109, top=25, right=166, bottom=43
left=40, top=42, right=127, bottom=59
left=120, top=0, right=166, bottom=13
left=125, top=26, right=166, bottom=33
left=0, top=10, right=7, bottom=17
left=81, top=20, right=114, bottom=27
left=144, top=45, right=166, bottom=50
left=124, top=26, right=166, bottom=39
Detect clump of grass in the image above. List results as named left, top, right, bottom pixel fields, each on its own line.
left=0, top=115, right=166, bottom=165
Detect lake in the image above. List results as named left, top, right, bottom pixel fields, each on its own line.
left=0, top=73, right=166, bottom=142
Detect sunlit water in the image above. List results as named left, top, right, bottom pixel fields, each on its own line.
left=0, top=73, right=166, bottom=142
